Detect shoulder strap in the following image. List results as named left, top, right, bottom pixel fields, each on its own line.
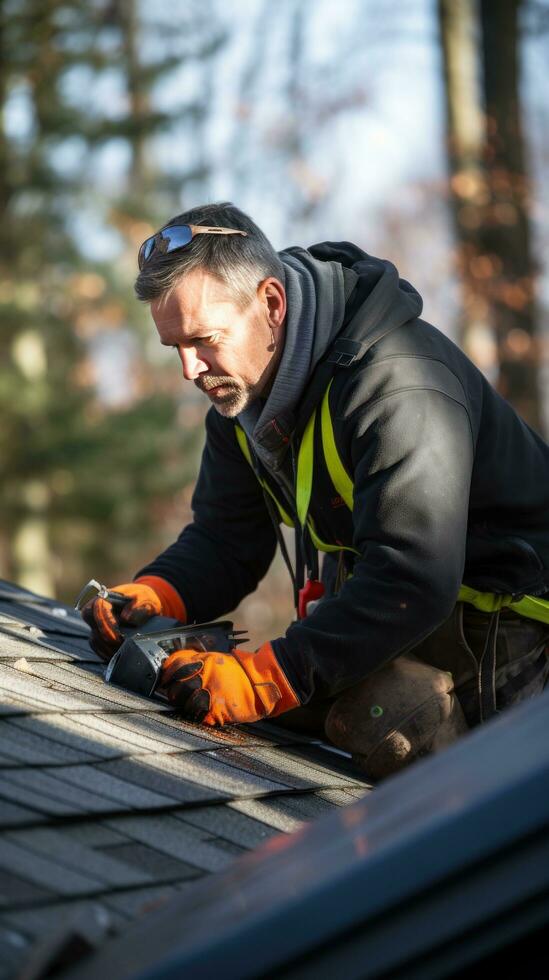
left=293, top=313, right=403, bottom=444
left=234, top=424, right=301, bottom=608
left=320, top=380, right=354, bottom=510
left=234, top=424, right=294, bottom=528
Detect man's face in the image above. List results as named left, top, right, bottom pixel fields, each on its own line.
left=151, top=268, right=286, bottom=417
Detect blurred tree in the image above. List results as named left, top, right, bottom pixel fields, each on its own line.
left=438, top=0, right=542, bottom=431
left=86, top=0, right=227, bottom=585
left=0, top=0, right=97, bottom=595
left=479, top=0, right=541, bottom=428
left=0, top=0, right=221, bottom=600
left=438, top=0, right=489, bottom=360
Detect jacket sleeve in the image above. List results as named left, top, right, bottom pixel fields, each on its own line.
left=271, top=384, right=475, bottom=703
left=136, top=407, right=277, bottom=623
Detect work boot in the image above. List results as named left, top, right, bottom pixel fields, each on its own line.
left=324, top=654, right=468, bottom=780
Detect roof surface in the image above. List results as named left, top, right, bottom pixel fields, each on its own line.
left=65, top=675, right=549, bottom=980
left=0, top=579, right=370, bottom=980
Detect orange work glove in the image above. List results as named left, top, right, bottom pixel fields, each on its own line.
left=80, top=575, right=186, bottom=662
left=159, top=641, right=300, bottom=726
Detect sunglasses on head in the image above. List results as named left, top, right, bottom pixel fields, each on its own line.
left=138, top=224, right=248, bottom=270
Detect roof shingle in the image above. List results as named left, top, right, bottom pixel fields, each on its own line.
left=0, top=579, right=370, bottom=978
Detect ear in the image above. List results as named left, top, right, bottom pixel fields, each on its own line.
left=258, top=277, right=286, bottom=330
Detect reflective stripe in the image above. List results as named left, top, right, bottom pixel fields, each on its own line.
left=234, top=425, right=294, bottom=528
left=234, top=424, right=253, bottom=467
left=458, top=585, right=549, bottom=626
left=320, top=379, right=354, bottom=510
left=516, top=594, right=549, bottom=625
left=296, top=401, right=358, bottom=555
left=296, top=409, right=316, bottom=529
left=235, top=419, right=356, bottom=554
left=308, top=519, right=349, bottom=554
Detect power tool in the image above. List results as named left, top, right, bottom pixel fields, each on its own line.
left=75, top=578, right=247, bottom=700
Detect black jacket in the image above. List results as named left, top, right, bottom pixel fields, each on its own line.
left=138, top=243, right=549, bottom=704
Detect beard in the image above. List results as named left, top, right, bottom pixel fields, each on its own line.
left=195, top=375, right=254, bottom=418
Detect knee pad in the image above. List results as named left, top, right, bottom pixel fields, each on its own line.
left=325, top=656, right=468, bottom=780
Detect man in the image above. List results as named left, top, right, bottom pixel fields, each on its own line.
left=82, top=202, right=549, bottom=780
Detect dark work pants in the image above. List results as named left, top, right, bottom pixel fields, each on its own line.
left=413, top=603, right=549, bottom=728
left=275, top=603, right=549, bottom=779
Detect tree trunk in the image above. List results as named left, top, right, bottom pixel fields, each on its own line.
left=118, top=0, right=151, bottom=194
left=438, top=0, right=542, bottom=432
left=479, top=0, right=541, bottom=430
left=438, top=0, right=497, bottom=381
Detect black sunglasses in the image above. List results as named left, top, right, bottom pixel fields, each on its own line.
left=138, top=224, right=247, bottom=270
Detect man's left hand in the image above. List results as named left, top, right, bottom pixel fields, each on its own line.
left=159, top=642, right=299, bottom=726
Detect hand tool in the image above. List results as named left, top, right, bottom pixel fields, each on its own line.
left=105, top=621, right=249, bottom=698
left=75, top=578, right=247, bottom=700
left=74, top=579, right=132, bottom=612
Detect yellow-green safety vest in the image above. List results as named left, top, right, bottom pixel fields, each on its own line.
left=236, top=379, right=549, bottom=627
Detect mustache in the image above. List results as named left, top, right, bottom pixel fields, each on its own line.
left=195, top=375, right=238, bottom=392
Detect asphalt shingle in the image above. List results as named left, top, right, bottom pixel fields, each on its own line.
left=0, top=578, right=371, bottom=978
left=103, top=814, right=244, bottom=873
left=0, top=768, right=133, bottom=818
left=0, top=720, right=100, bottom=767
left=5, top=829, right=155, bottom=889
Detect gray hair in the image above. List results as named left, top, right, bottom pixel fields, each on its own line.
left=134, top=202, right=284, bottom=309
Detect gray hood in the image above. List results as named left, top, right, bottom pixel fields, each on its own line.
left=238, top=241, right=423, bottom=473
